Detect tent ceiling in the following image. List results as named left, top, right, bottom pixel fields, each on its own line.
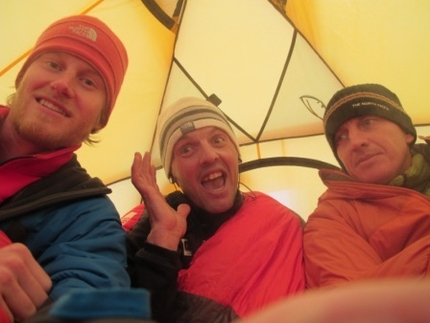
left=1, top=0, right=429, bottom=185
left=157, top=0, right=342, bottom=155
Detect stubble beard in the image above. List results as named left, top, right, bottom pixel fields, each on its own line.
left=12, top=113, right=69, bottom=151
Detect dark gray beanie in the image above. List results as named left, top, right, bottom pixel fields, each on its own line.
left=324, top=83, right=416, bottom=165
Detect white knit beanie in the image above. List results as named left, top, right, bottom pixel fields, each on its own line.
left=157, top=97, right=240, bottom=178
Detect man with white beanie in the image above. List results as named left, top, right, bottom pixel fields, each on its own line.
left=127, top=97, right=305, bottom=323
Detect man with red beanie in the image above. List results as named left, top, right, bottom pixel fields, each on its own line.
left=304, top=83, right=430, bottom=289
left=0, top=15, right=135, bottom=323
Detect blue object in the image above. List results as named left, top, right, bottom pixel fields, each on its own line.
left=49, top=288, right=151, bottom=319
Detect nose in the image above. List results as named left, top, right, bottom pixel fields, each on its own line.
left=348, top=128, right=368, bottom=149
left=199, top=141, right=218, bottom=164
left=50, top=73, right=74, bottom=98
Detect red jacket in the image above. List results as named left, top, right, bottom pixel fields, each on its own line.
left=178, top=192, right=305, bottom=318
left=0, top=231, right=12, bottom=323
left=178, top=192, right=305, bottom=317
left=304, top=169, right=430, bottom=288
left=127, top=191, right=306, bottom=322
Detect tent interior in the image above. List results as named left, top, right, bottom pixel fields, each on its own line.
left=1, top=0, right=429, bottom=220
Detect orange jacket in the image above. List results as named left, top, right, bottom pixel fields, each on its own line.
left=304, top=169, right=430, bottom=289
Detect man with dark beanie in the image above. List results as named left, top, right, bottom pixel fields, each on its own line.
left=0, top=15, right=144, bottom=323
left=304, top=83, right=430, bottom=289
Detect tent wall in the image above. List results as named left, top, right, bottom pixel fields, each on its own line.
left=2, top=1, right=429, bottom=220
left=110, top=125, right=430, bottom=221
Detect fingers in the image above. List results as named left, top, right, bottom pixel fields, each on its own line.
left=177, top=204, right=191, bottom=220
left=0, top=243, right=51, bottom=321
left=131, top=152, right=143, bottom=187
left=131, top=151, right=158, bottom=196
left=142, top=152, right=157, bottom=187
left=131, top=151, right=190, bottom=250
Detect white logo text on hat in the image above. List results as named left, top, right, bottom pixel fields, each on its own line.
left=68, top=25, right=97, bottom=42
left=352, top=101, right=389, bottom=111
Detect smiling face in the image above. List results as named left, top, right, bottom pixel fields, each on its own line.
left=170, top=126, right=240, bottom=213
left=335, top=116, right=414, bottom=184
left=6, top=51, right=106, bottom=153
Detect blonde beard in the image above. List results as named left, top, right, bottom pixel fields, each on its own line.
left=12, top=110, right=90, bottom=151
left=9, top=90, right=104, bottom=149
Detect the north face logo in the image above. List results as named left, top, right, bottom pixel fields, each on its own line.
left=68, top=24, right=97, bottom=42
left=180, top=121, right=196, bottom=135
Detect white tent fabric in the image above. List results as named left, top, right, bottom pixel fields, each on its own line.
left=1, top=0, right=429, bottom=218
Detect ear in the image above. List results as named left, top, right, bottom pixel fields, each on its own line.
left=93, top=106, right=109, bottom=131
left=90, top=122, right=104, bottom=135
left=405, top=133, right=415, bottom=145
left=169, top=172, right=181, bottom=187
left=94, top=112, right=107, bottom=131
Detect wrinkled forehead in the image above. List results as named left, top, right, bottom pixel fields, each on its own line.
left=174, top=125, right=228, bottom=145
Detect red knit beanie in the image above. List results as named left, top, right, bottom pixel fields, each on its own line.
left=15, top=15, right=128, bottom=127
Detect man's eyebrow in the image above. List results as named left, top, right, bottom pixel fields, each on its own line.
left=174, top=135, right=194, bottom=148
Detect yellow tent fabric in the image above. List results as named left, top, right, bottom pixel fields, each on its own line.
left=1, top=0, right=175, bottom=184
left=286, top=0, right=430, bottom=126
left=1, top=0, right=429, bottom=217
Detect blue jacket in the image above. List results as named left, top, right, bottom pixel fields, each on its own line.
left=0, top=155, right=130, bottom=301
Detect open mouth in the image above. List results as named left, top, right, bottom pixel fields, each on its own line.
left=202, top=171, right=225, bottom=190
left=37, top=98, right=69, bottom=117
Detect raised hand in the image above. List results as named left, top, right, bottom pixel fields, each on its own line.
left=131, top=152, right=190, bottom=250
